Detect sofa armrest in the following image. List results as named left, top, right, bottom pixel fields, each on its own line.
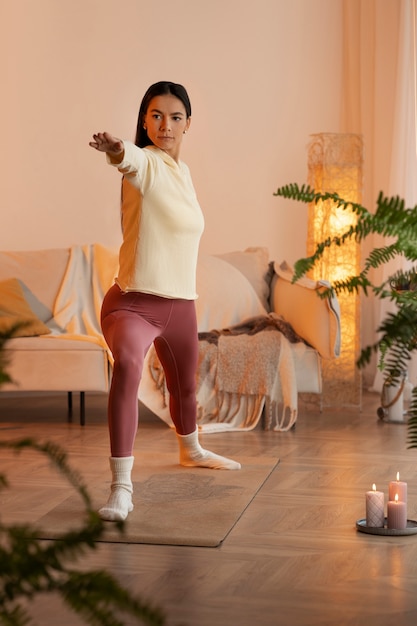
left=270, top=261, right=341, bottom=359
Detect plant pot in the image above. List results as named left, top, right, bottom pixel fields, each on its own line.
left=378, top=375, right=407, bottom=423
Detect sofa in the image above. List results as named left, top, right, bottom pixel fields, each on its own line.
left=0, top=245, right=117, bottom=424
left=0, top=244, right=340, bottom=431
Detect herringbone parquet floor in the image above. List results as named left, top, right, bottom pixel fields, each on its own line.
left=1, top=390, right=417, bottom=626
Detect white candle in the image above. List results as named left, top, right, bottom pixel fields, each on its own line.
left=387, top=493, right=407, bottom=529
left=388, top=471, right=408, bottom=503
left=365, top=484, right=385, bottom=528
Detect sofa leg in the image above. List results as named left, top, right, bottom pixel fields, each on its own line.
left=68, top=391, right=85, bottom=425
left=80, top=391, right=85, bottom=426
left=67, top=391, right=73, bottom=423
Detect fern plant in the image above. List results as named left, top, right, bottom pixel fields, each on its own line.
left=274, top=183, right=417, bottom=447
left=0, top=328, right=167, bottom=626
left=0, top=439, right=167, bottom=626
left=0, top=326, right=25, bottom=387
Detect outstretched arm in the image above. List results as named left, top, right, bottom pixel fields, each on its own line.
left=89, top=132, right=124, bottom=160
left=90, top=134, right=146, bottom=185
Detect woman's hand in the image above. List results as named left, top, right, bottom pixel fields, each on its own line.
left=89, top=132, right=124, bottom=156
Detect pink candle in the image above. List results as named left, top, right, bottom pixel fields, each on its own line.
left=387, top=494, right=407, bottom=529
left=389, top=472, right=407, bottom=502
left=365, top=484, right=385, bottom=528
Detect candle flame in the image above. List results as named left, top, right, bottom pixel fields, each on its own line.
left=395, top=493, right=399, bottom=502
left=372, top=483, right=376, bottom=492
left=397, top=471, right=400, bottom=481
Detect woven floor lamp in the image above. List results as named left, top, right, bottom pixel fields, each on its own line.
left=307, top=133, right=363, bottom=408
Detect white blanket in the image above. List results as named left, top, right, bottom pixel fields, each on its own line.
left=48, top=243, right=119, bottom=354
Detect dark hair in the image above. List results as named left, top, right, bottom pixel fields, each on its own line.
left=134, top=81, right=192, bottom=148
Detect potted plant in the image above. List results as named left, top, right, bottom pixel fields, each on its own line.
left=274, top=183, right=417, bottom=447
left=0, top=327, right=167, bottom=626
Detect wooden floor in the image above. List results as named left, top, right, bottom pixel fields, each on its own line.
left=1, top=390, right=417, bottom=626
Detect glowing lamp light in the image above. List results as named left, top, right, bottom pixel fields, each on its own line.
left=307, top=133, right=363, bottom=408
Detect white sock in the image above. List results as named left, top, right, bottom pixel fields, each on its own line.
left=177, top=429, right=241, bottom=470
left=98, top=456, right=134, bottom=522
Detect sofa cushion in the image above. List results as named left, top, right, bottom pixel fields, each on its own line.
left=3, top=336, right=110, bottom=392
left=216, top=247, right=272, bottom=311
left=271, top=261, right=341, bottom=359
left=0, top=248, right=70, bottom=322
left=196, top=255, right=267, bottom=332
left=0, top=278, right=51, bottom=337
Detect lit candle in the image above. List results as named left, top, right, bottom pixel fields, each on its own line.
left=365, top=484, right=385, bottom=528
left=387, top=493, right=407, bottom=529
left=389, top=472, right=408, bottom=503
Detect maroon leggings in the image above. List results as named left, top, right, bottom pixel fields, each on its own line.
left=101, top=284, right=199, bottom=456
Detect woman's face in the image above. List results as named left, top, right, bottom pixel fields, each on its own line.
left=143, top=94, right=191, bottom=162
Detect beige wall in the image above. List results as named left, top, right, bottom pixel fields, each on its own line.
left=0, top=0, right=401, bottom=325
left=1, top=0, right=404, bottom=387
left=1, top=0, right=346, bottom=264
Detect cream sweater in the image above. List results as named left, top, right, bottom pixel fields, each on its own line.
left=108, top=141, right=204, bottom=299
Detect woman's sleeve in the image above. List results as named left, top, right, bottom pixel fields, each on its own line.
left=106, top=141, right=149, bottom=190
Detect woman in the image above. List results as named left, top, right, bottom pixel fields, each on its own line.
left=89, top=81, right=240, bottom=522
